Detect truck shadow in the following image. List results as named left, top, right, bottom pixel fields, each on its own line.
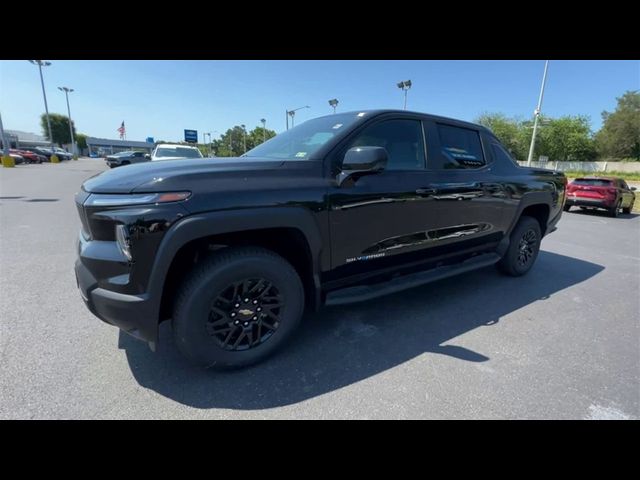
left=119, top=250, right=603, bottom=410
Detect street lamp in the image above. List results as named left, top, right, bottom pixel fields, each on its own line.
left=286, top=105, right=310, bottom=130
left=328, top=98, right=339, bottom=114
left=260, top=118, right=266, bottom=143
left=58, top=86, right=77, bottom=159
left=204, top=132, right=211, bottom=156
left=241, top=124, right=247, bottom=153
left=526, top=60, right=550, bottom=167
left=397, top=80, right=412, bottom=110
left=29, top=60, right=57, bottom=161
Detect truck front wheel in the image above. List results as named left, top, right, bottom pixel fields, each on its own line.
left=172, top=247, right=305, bottom=368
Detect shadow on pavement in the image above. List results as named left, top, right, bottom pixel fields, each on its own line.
left=119, top=250, right=603, bottom=410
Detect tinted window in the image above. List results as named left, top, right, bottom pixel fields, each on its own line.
left=437, top=124, right=485, bottom=169
left=572, top=179, right=613, bottom=187
left=491, top=143, right=517, bottom=166
left=347, top=119, right=426, bottom=170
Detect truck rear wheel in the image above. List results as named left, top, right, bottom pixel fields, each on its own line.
left=172, top=247, right=304, bottom=368
left=497, top=216, right=542, bottom=277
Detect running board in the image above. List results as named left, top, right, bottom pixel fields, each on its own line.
left=325, top=253, right=501, bottom=307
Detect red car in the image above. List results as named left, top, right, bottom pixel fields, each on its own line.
left=9, top=149, right=44, bottom=164
left=565, top=177, right=636, bottom=217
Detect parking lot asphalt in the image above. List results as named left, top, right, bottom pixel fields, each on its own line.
left=1, top=158, right=639, bottom=419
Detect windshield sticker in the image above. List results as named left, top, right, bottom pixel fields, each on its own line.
left=295, top=152, right=307, bottom=158
left=332, top=123, right=343, bottom=129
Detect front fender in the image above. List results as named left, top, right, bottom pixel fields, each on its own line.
left=145, top=206, right=326, bottom=316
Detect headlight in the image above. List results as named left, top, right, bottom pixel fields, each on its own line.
left=84, top=192, right=190, bottom=207
left=115, top=224, right=132, bottom=261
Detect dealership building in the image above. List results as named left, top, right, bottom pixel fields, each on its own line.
left=86, top=137, right=154, bottom=156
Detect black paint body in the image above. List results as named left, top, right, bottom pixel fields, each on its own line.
left=75, top=110, right=566, bottom=343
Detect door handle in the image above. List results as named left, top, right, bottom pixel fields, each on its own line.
left=416, top=188, right=437, bottom=195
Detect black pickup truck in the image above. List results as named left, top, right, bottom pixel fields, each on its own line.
left=75, top=110, right=567, bottom=368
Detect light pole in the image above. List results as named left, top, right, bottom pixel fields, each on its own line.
left=286, top=105, right=310, bottom=130
left=29, top=60, right=57, bottom=162
left=204, top=132, right=211, bottom=156
left=229, top=130, right=233, bottom=157
left=241, top=124, right=247, bottom=153
left=1, top=112, right=14, bottom=168
left=328, top=98, right=339, bottom=114
left=58, top=87, right=77, bottom=159
left=260, top=118, right=266, bottom=143
left=397, top=80, right=412, bottom=110
left=526, top=60, right=550, bottom=167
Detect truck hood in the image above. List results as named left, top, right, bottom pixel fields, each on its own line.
left=82, top=157, right=286, bottom=193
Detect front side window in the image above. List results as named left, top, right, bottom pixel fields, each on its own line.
left=437, top=124, right=485, bottom=169
left=347, top=119, right=426, bottom=170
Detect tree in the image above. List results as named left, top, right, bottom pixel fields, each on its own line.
left=40, top=113, right=77, bottom=147
left=212, top=125, right=277, bottom=157
left=594, top=90, right=640, bottom=160
left=76, top=133, right=87, bottom=150
left=476, top=113, right=528, bottom=160
left=537, top=115, right=597, bottom=161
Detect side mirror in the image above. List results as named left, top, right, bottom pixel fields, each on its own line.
left=337, top=146, right=388, bottom=186
left=631, top=187, right=637, bottom=191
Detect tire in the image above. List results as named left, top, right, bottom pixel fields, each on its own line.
left=563, top=204, right=571, bottom=212
left=497, top=216, right=542, bottom=277
left=608, top=200, right=621, bottom=218
left=172, top=247, right=305, bottom=368
left=622, top=199, right=634, bottom=215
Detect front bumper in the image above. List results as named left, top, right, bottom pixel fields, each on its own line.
left=75, top=238, right=159, bottom=344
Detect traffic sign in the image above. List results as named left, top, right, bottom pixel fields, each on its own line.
left=184, top=129, right=198, bottom=143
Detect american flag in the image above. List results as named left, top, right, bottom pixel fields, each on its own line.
left=117, top=121, right=126, bottom=139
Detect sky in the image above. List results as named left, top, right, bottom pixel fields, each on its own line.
left=1, top=60, right=638, bottom=142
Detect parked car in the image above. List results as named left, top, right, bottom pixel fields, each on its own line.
left=150, top=144, right=203, bottom=161
left=10, top=149, right=43, bottom=164
left=75, top=109, right=567, bottom=368
left=105, top=150, right=150, bottom=168
left=52, top=147, right=73, bottom=161
left=9, top=153, right=25, bottom=164
left=22, top=147, right=53, bottom=161
left=565, top=177, right=636, bottom=217
left=34, top=147, right=72, bottom=161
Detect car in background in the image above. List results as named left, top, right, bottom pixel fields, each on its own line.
left=33, top=147, right=72, bottom=161
left=565, top=177, right=636, bottom=217
left=52, top=147, right=73, bottom=161
left=150, top=143, right=203, bottom=161
left=10, top=149, right=43, bottom=164
left=9, top=153, right=26, bottom=164
left=105, top=150, right=150, bottom=168
left=22, top=147, right=54, bottom=162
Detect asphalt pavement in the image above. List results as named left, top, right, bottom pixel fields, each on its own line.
left=1, top=158, right=638, bottom=419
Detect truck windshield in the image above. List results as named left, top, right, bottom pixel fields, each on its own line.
left=243, top=112, right=367, bottom=160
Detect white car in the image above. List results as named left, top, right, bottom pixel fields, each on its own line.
left=150, top=144, right=203, bottom=161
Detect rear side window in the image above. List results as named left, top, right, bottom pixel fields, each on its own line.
left=437, top=124, right=485, bottom=169
left=572, top=179, right=613, bottom=187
